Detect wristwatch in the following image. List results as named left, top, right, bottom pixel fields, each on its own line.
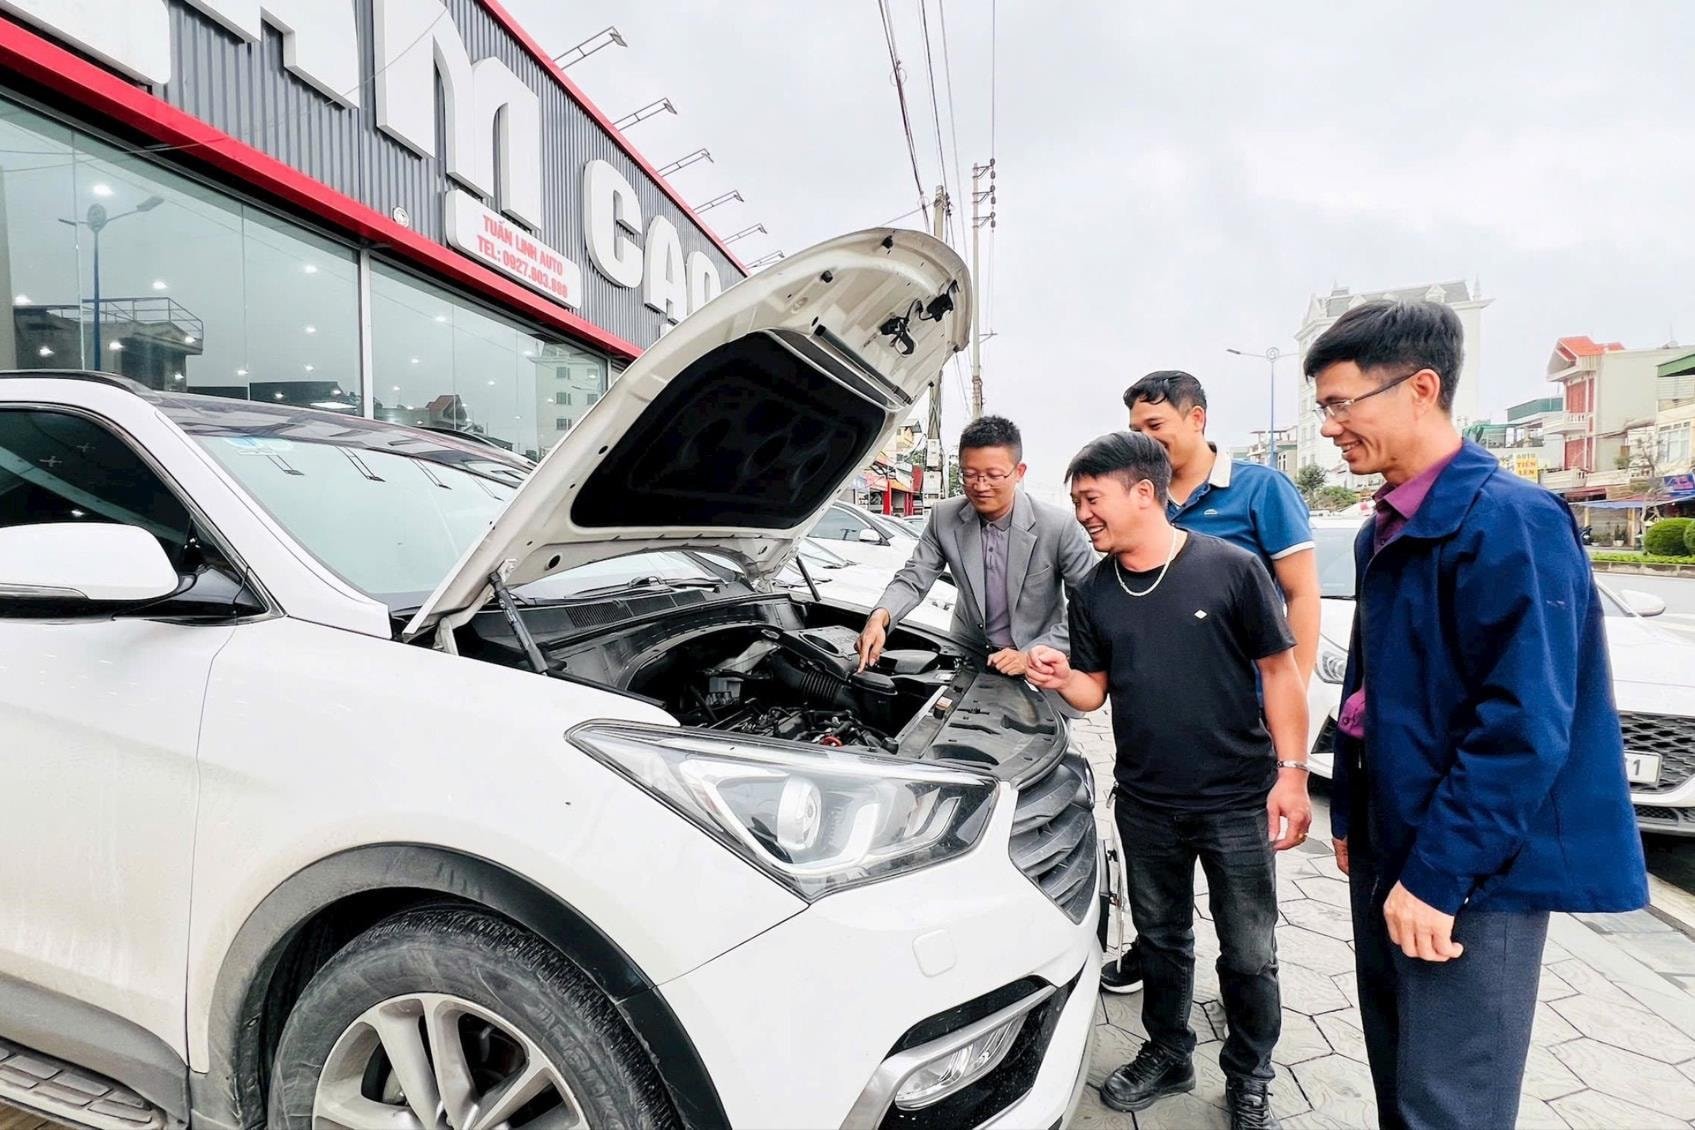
left=1276, top=760, right=1310, bottom=772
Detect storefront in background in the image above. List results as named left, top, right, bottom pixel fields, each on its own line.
left=0, top=0, right=743, bottom=460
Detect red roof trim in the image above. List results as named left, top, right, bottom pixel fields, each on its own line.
left=0, top=13, right=653, bottom=360
left=475, top=0, right=749, bottom=275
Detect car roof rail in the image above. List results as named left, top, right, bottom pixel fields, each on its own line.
left=0, top=369, right=157, bottom=397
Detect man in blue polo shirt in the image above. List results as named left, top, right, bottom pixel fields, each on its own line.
left=1101, top=370, right=1319, bottom=995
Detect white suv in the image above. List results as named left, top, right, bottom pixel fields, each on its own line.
left=0, top=231, right=1098, bottom=1130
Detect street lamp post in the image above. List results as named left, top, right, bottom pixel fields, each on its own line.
left=59, top=194, right=163, bottom=363
left=1227, top=345, right=1287, bottom=468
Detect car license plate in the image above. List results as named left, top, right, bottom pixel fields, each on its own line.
left=1625, top=753, right=1661, bottom=786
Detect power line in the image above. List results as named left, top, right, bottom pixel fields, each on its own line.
left=936, top=0, right=970, bottom=250
left=990, top=0, right=999, bottom=162
left=915, top=0, right=960, bottom=247
left=877, top=0, right=931, bottom=229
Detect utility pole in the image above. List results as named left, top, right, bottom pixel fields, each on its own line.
left=926, top=184, right=949, bottom=508
left=970, top=160, right=996, bottom=420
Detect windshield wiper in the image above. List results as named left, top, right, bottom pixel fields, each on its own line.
left=566, top=575, right=724, bottom=599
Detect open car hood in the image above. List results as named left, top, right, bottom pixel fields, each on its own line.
left=403, top=229, right=969, bottom=640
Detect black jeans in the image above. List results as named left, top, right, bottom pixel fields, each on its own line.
left=1349, top=819, right=1547, bottom=1130
left=1116, top=792, right=1281, bottom=1082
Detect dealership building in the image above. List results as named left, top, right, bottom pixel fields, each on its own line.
left=0, top=0, right=744, bottom=460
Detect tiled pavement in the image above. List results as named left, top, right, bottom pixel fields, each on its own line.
left=1069, top=708, right=1695, bottom=1130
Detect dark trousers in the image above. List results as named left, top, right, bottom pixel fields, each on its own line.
left=1116, top=793, right=1281, bottom=1082
left=1349, top=827, right=1548, bottom=1130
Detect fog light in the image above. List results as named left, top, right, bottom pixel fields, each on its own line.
left=893, top=1012, right=1027, bottom=1110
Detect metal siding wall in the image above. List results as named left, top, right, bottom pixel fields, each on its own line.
left=148, top=0, right=738, bottom=350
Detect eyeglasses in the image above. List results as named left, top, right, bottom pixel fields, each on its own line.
left=961, top=470, right=1015, bottom=485
left=1312, top=368, right=1424, bottom=421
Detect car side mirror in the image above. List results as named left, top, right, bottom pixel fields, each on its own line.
left=858, top=528, right=884, bottom=545
left=1620, top=589, right=1667, bottom=618
left=0, top=523, right=179, bottom=606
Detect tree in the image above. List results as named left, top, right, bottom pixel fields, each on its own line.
left=1313, top=485, right=1361, bottom=513
left=1295, top=464, right=1327, bottom=499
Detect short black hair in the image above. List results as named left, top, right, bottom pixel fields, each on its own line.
left=959, top=414, right=1022, bottom=462
left=1123, top=370, right=1207, bottom=413
left=1064, top=431, right=1171, bottom=498
left=1302, top=299, right=1464, bottom=411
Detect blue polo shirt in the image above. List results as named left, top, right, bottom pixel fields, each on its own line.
left=1167, top=446, right=1314, bottom=573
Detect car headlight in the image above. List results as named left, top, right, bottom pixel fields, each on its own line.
left=568, top=722, right=998, bottom=900
left=1318, top=639, right=1349, bottom=685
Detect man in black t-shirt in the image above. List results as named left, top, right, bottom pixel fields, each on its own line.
left=1029, top=431, right=1311, bottom=1130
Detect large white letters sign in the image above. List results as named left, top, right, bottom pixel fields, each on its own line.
left=373, top=0, right=542, bottom=228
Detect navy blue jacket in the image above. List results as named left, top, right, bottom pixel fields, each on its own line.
left=1332, top=441, right=1646, bottom=915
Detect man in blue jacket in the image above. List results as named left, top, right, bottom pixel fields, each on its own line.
left=1303, top=299, right=1646, bottom=1130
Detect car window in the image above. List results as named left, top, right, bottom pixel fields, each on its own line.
left=0, top=408, right=195, bottom=570
left=811, top=505, right=868, bottom=542
left=863, top=510, right=917, bottom=542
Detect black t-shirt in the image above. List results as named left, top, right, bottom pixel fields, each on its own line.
left=1069, top=531, right=1296, bottom=812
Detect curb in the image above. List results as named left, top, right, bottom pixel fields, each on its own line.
left=1649, top=874, right=1695, bottom=940
left=1592, top=561, right=1695, bottom=578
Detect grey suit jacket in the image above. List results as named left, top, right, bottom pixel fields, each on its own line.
left=875, top=491, right=1099, bottom=654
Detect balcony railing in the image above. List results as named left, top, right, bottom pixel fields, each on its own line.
left=1541, top=469, right=1587, bottom=491
left=1544, top=412, right=1592, bottom=435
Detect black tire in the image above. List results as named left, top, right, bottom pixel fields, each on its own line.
left=268, top=906, right=678, bottom=1129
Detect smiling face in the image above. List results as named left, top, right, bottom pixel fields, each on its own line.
left=1070, top=472, right=1161, bottom=555
left=1127, top=397, right=1207, bottom=471
left=959, top=443, right=1025, bottom=519
left=1313, top=360, right=1441, bottom=480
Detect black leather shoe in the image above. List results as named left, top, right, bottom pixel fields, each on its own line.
left=1099, top=1042, right=1195, bottom=1112
left=1226, top=1078, right=1281, bottom=1130
left=1100, top=942, right=1144, bottom=994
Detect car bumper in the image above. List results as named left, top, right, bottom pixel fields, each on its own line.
left=657, top=784, right=1101, bottom=1129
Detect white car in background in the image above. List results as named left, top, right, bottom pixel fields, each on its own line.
left=809, top=499, right=922, bottom=569
left=792, top=537, right=958, bottom=629
left=1306, top=517, right=1695, bottom=835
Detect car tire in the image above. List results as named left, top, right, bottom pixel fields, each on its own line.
left=267, top=905, right=678, bottom=1129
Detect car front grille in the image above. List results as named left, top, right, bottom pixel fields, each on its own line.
left=1008, top=754, right=1097, bottom=923
left=1622, top=712, right=1695, bottom=795
left=1634, top=804, right=1695, bottom=834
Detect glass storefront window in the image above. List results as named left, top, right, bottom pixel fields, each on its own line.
left=0, top=93, right=358, bottom=407
left=370, top=264, right=608, bottom=461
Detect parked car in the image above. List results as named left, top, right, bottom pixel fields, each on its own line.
left=0, top=232, right=1098, bottom=1130
left=809, top=499, right=920, bottom=569
left=1306, top=517, right=1695, bottom=835
left=792, top=537, right=958, bottom=628
left=900, top=514, right=930, bottom=535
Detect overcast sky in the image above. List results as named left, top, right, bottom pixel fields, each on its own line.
left=509, top=1, right=1695, bottom=490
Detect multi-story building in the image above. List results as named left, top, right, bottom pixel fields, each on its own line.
left=1541, top=338, right=1693, bottom=500
left=1293, top=281, right=1491, bottom=487
left=1229, top=427, right=1297, bottom=475
left=1470, top=396, right=1565, bottom=481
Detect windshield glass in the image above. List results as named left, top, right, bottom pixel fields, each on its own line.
left=173, top=397, right=733, bottom=609
left=865, top=510, right=918, bottom=541
left=1313, top=524, right=1362, bottom=598
left=798, top=538, right=853, bottom=568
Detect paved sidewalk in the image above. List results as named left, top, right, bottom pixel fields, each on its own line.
left=1069, top=710, right=1695, bottom=1129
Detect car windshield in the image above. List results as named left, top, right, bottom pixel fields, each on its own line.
left=798, top=538, right=853, bottom=568
left=168, top=397, right=728, bottom=608
left=1312, top=524, right=1362, bottom=599
left=864, top=511, right=918, bottom=541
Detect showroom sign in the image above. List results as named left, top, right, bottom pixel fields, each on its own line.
left=446, top=192, right=582, bottom=308
left=0, top=0, right=736, bottom=340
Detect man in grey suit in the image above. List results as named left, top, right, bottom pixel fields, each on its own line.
left=856, top=416, right=1097, bottom=675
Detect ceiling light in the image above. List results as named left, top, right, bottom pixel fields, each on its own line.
left=304, top=364, right=315, bottom=372
left=37, top=346, right=52, bottom=357
left=108, top=341, right=123, bottom=352
left=274, top=392, right=284, bottom=400
left=13, top=294, right=30, bottom=305
left=236, top=368, right=249, bottom=376
left=183, top=334, right=196, bottom=344
left=151, top=279, right=168, bottom=291
left=433, top=314, right=448, bottom=323
left=303, top=264, right=318, bottom=274
left=410, top=357, right=420, bottom=365
left=172, top=372, right=184, bottom=382
left=391, top=385, right=400, bottom=392
left=304, top=325, right=316, bottom=334
left=487, top=379, right=495, bottom=386
left=91, top=183, right=113, bottom=197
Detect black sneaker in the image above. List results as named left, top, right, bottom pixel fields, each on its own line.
left=1100, top=941, right=1144, bottom=994
left=1099, top=1042, right=1195, bottom=1113
left=1226, top=1078, right=1281, bottom=1130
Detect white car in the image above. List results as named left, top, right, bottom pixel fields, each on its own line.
left=809, top=500, right=922, bottom=570
left=1306, top=517, right=1695, bottom=835
left=0, top=232, right=1099, bottom=1130
left=792, top=538, right=958, bottom=630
